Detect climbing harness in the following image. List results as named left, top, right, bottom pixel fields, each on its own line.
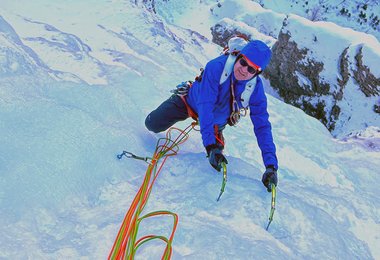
left=171, top=81, right=198, bottom=120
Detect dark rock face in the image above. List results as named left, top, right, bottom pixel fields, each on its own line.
left=266, top=31, right=336, bottom=130
left=266, top=32, right=334, bottom=127
left=353, top=47, right=380, bottom=97
left=337, top=47, right=350, bottom=100
left=211, top=17, right=380, bottom=136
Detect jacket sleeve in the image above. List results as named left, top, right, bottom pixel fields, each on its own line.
left=195, top=62, right=221, bottom=147
left=249, top=80, right=278, bottom=169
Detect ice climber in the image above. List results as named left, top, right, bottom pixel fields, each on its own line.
left=145, top=39, right=278, bottom=192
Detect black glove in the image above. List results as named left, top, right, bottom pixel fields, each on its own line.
left=206, top=144, right=228, bottom=172
left=262, top=165, right=278, bottom=192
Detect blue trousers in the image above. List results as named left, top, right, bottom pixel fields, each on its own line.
left=145, top=94, right=189, bottom=133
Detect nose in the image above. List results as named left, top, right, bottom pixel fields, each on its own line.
left=240, top=65, right=249, bottom=74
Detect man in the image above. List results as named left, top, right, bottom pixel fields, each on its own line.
left=145, top=40, right=278, bottom=192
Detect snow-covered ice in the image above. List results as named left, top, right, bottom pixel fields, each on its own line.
left=1, top=0, right=379, bottom=259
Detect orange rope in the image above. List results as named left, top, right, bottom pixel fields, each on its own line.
left=109, top=125, right=194, bottom=259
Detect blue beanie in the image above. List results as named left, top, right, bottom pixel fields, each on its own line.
left=240, top=40, right=272, bottom=70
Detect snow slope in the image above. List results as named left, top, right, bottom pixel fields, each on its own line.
left=1, top=0, right=380, bottom=259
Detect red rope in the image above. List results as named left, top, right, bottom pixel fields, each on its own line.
left=109, top=125, right=193, bottom=259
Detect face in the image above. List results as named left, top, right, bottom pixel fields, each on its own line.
left=233, top=57, right=260, bottom=81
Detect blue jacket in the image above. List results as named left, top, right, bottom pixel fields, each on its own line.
left=186, top=54, right=278, bottom=169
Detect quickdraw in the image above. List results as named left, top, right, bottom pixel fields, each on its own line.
left=117, top=151, right=151, bottom=164
left=228, top=79, right=248, bottom=126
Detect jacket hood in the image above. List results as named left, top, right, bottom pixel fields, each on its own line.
left=239, top=40, right=272, bottom=70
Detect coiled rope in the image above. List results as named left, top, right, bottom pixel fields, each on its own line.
left=108, top=124, right=196, bottom=260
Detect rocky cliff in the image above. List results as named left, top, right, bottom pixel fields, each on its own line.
left=210, top=1, right=380, bottom=137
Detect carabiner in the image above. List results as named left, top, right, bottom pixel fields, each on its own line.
left=117, top=151, right=151, bottom=163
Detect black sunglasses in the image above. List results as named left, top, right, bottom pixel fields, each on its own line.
left=239, top=58, right=261, bottom=75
